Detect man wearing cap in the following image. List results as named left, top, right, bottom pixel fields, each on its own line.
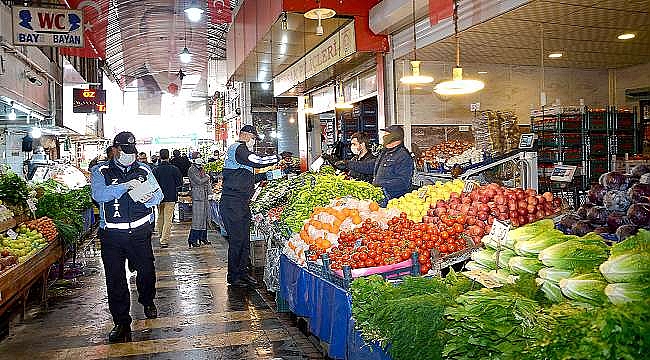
left=344, top=125, right=414, bottom=202
left=91, top=131, right=164, bottom=343
left=221, top=125, right=280, bottom=287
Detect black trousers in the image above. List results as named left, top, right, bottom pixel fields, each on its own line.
left=220, top=195, right=251, bottom=283
left=99, top=225, right=156, bottom=325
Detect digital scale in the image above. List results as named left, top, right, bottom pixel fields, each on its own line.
left=518, top=133, right=536, bottom=149
left=550, top=164, right=577, bottom=182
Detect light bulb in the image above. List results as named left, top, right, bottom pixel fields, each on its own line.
left=184, top=7, right=204, bottom=22
left=434, top=68, right=485, bottom=96
left=179, top=47, right=192, bottom=63
left=400, top=60, right=434, bottom=85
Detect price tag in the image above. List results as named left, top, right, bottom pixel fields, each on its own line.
left=251, top=186, right=263, bottom=202
left=354, top=239, right=363, bottom=249
left=6, top=229, right=18, bottom=240
left=488, top=220, right=510, bottom=245
left=27, top=198, right=37, bottom=212
left=463, top=181, right=477, bottom=193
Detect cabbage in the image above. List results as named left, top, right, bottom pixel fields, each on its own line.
left=593, top=226, right=610, bottom=234
left=538, top=267, right=574, bottom=284
left=557, top=214, right=582, bottom=234
left=508, top=256, right=545, bottom=275
left=616, top=224, right=638, bottom=241
left=537, top=278, right=565, bottom=303
left=627, top=203, right=650, bottom=226
left=627, top=183, right=650, bottom=203
left=604, top=283, right=650, bottom=305
left=610, top=229, right=650, bottom=257
left=586, top=206, right=609, bottom=224
left=538, top=240, right=609, bottom=271
left=599, top=251, right=650, bottom=283
left=571, top=220, right=594, bottom=237
left=559, top=273, right=608, bottom=305
left=576, top=203, right=595, bottom=219
left=497, top=249, right=517, bottom=269
left=631, top=164, right=650, bottom=178
left=505, top=219, right=554, bottom=247
left=603, top=191, right=632, bottom=212
left=588, top=184, right=607, bottom=205
left=600, top=171, right=629, bottom=191
left=470, top=248, right=496, bottom=269
left=607, top=212, right=631, bottom=233
left=513, top=230, right=567, bottom=257
left=465, top=261, right=491, bottom=271
left=579, top=232, right=609, bottom=248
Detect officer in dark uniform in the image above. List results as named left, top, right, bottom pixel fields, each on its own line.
left=221, top=125, right=279, bottom=287
left=91, top=131, right=163, bottom=343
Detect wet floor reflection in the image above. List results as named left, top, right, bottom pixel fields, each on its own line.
left=0, top=222, right=324, bottom=360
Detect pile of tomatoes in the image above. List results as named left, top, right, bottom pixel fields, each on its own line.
left=309, top=213, right=468, bottom=275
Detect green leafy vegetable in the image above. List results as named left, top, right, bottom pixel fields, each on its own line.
left=508, top=256, right=545, bottom=275
left=599, top=251, right=650, bottom=283
left=538, top=240, right=609, bottom=271
left=538, top=267, right=574, bottom=285
left=470, top=248, right=496, bottom=269
left=610, top=229, right=650, bottom=258
left=604, top=283, right=650, bottom=305
left=513, top=230, right=567, bottom=257
left=559, top=273, right=608, bottom=305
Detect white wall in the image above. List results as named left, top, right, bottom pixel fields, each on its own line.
left=614, top=63, right=650, bottom=107
left=396, top=60, right=609, bottom=125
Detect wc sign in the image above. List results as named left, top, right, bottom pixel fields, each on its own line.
left=12, top=6, right=84, bottom=48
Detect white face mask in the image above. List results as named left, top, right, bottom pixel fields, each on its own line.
left=246, top=139, right=255, bottom=150
left=116, top=152, right=136, bottom=167
left=351, top=145, right=360, bottom=155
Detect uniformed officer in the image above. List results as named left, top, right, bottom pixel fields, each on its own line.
left=91, top=131, right=163, bottom=343
left=221, top=125, right=279, bottom=287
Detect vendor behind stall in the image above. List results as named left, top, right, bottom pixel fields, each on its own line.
left=332, top=132, right=376, bottom=183
left=278, top=151, right=301, bottom=175
left=341, top=126, right=414, bottom=203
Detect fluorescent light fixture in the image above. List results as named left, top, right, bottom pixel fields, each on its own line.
left=400, top=60, right=434, bottom=85
left=31, top=127, right=42, bottom=139
left=548, top=52, right=563, bottom=58
left=289, top=116, right=296, bottom=123
left=184, top=1, right=204, bottom=22
left=179, top=47, right=192, bottom=63
left=617, top=33, right=636, bottom=40
left=434, top=67, right=485, bottom=96
left=281, top=34, right=288, bottom=44
left=335, top=96, right=353, bottom=109
left=8, top=109, right=16, bottom=120
left=477, top=71, right=488, bottom=74
left=261, top=82, right=270, bottom=90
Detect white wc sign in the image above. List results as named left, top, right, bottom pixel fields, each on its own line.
left=12, top=6, right=84, bottom=47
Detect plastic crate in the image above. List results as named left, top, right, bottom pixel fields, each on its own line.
left=587, top=111, right=607, bottom=130
left=614, top=135, right=636, bottom=155
left=178, top=202, right=192, bottom=222
left=275, top=292, right=290, bottom=313
left=250, top=237, right=266, bottom=268
left=589, top=158, right=609, bottom=181
left=587, top=134, right=609, bottom=155
left=562, top=149, right=583, bottom=162
left=612, top=111, right=635, bottom=129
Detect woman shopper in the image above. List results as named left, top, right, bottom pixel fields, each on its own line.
left=187, top=157, right=212, bottom=247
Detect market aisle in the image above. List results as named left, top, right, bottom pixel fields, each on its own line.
left=0, top=222, right=324, bottom=360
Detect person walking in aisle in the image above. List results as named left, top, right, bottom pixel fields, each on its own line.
left=187, top=157, right=212, bottom=247
left=171, top=149, right=192, bottom=177
left=221, top=125, right=279, bottom=287
left=91, top=131, right=163, bottom=343
left=152, top=149, right=182, bottom=248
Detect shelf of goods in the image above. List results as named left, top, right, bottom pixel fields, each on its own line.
left=258, top=171, right=569, bottom=359
left=532, top=106, right=639, bottom=193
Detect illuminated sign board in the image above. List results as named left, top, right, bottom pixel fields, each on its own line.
left=12, top=6, right=84, bottom=47
left=72, top=88, right=106, bottom=113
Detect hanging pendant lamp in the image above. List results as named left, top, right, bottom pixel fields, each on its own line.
left=434, top=0, right=484, bottom=95
left=400, top=0, right=433, bottom=85
left=304, top=0, right=336, bottom=36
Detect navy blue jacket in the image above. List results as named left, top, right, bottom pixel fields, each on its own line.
left=347, top=144, right=414, bottom=200
left=222, top=142, right=279, bottom=201
left=153, top=161, right=182, bottom=202
left=91, top=160, right=163, bottom=231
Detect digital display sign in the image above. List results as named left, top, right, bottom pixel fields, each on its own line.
left=72, top=88, right=106, bottom=113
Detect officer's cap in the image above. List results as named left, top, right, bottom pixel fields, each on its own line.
left=113, top=131, right=137, bottom=154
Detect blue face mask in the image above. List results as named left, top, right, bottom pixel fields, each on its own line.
left=116, top=152, right=136, bottom=166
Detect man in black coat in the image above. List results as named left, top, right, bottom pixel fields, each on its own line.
left=170, top=149, right=191, bottom=177
left=152, top=149, right=182, bottom=248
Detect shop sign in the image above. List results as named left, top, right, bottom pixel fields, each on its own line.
left=274, top=21, right=356, bottom=97
left=72, top=88, right=106, bottom=113
left=12, top=6, right=84, bottom=47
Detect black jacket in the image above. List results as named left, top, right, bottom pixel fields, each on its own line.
left=170, top=156, right=191, bottom=177
left=153, top=161, right=183, bottom=202
left=348, top=152, right=376, bottom=183
left=222, top=142, right=279, bottom=201
left=347, top=144, right=414, bottom=200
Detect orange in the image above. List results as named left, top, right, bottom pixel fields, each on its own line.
left=352, top=215, right=362, bottom=225
left=320, top=239, right=332, bottom=249
left=312, top=220, right=322, bottom=230
left=369, top=202, right=380, bottom=212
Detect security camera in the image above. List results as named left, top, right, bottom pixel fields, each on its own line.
left=24, top=71, right=43, bottom=86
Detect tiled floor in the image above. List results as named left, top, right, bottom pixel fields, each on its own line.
left=0, top=222, right=324, bottom=360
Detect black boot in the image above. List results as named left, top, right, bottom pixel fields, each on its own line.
left=242, top=274, right=258, bottom=286
left=199, top=238, right=211, bottom=245
left=109, top=324, right=132, bottom=343
left=144, top=303, right=157, bottom=319
left=188, top=240, right=200, bottom=248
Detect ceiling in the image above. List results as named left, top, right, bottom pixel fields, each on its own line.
left=232, top=13, right=352, bottom=82
left=403, top=0, right=650, bottom=69
left=103, top=0, right=238, bottom=94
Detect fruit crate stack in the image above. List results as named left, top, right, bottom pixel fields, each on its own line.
left=531, top=106, right=588, bottom=193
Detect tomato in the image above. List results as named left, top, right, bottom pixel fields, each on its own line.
left=453, top=223, right=464, bottom=234
left=419, top=249, right=430, bottom=261
left=440, top=231, right=450, bottom=240
left=439, top=244, right=448, bottom=253
left=364, top=259, right=375, bottom=268
left=425, top=240, right=435, bottom=249
left=358, top=253, right=368, bottom=261
left=418, top=255, right=428, bottom=265
left=447, top=243, right=456, bottom=252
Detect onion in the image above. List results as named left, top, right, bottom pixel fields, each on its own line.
left=527, top=204, right=536, bottom=214
left=543, top=192, right=554, bottom=202
left=518, top=200, right=528, bottom=210
left=527, top=196, right=539, bottom=206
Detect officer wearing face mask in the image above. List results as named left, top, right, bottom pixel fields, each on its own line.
left=221, top=125, right=280, bottom=288
left=91, top=131, right=164, bottom=343
left=343, top=126, right=414, bottom=203
left=333, top=132, right=376, bottom=183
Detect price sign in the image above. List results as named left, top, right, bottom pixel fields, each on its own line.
left=6, top=229, right=18, bottom=240
left=354, top=239, right=363, bottom=249
left=250, top=186, right=263, bottom=202
left=488, top=219, right=510, bottom=245
left=463, top=181, right=478, bottom=193
left=27, top=198, right=37, bottom=212
left=550, top=165, right=577, bottom=183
